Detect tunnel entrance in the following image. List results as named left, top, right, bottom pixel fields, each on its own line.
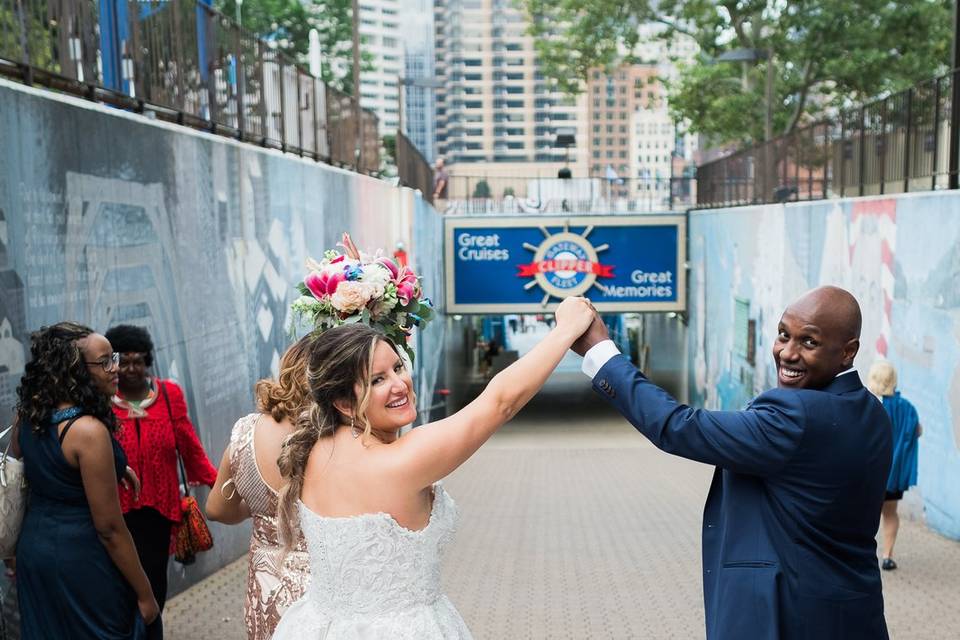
left=437, top=311, right=689, bottom=417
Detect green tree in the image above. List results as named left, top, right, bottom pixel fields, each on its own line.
left=522, top=0, right=952, bottom=145
left=216, top=0, right=371, bottom=94
left=472, top=180, right=492, bottom=198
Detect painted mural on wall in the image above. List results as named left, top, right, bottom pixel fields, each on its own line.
left=689, top=193, right=960, bottom=540
left=0, top=80, right=439, bottom=586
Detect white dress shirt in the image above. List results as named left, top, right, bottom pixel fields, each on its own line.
left=581, top=340, right=620, bottom=379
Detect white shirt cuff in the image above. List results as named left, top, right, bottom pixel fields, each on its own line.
left=581, top=340, right=621, bottom=379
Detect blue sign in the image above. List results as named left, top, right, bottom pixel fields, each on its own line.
left=444, top=215, right=686, bottom=313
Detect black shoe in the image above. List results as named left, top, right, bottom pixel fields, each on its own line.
left=881, top=558, right=897, bottom=571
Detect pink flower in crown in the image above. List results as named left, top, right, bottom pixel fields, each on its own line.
left=304, top=268, right=345, bottom=298
left=338, top=233, right=362, bottom=260
left=395, top=268, right=420, bottom=306
left=377, top=257, right=400, bottom=279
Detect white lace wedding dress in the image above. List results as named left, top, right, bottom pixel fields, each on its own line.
left=271, top=484, right=472, bottom=639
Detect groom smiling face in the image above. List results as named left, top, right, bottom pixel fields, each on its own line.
left=773, top=286, right=862, bottom=391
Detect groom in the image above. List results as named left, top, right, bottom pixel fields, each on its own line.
left=575, top=286, right=892, bottom=639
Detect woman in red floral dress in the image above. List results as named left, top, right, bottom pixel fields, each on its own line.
left=105, top=325, right=218, bottom=640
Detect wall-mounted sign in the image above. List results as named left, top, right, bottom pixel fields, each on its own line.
left=444, top=215, right=686, bottom=313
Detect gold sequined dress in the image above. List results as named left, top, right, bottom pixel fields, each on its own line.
left=228, top=413, right=310, bottom=640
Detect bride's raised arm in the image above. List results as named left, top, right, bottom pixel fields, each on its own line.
left=391, top=297, right=595, bottom=488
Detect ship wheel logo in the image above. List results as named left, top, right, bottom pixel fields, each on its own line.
left=516, top=224, right=613, bottom=306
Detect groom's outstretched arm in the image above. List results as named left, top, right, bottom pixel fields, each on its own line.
left=592, top=354, right=805, bottom=476
left=574, top=314, right=804, bottom=477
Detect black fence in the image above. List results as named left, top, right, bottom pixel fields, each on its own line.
left=396, top=131, right=434, bottom=203
left=441, top=175, right=695, bottom=214
left=697, top=71, right=956, bottom=208
left=0, top=0, right=380, bottom=174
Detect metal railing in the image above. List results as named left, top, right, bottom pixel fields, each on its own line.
left=396, top=131, right=434, bottom=203
left=0, top=0, right=380, bottom=174
left=697, top=70, right=956, bottom=208
left=440, top=175, right=696, bottom=214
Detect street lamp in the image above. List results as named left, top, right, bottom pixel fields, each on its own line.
left=716, top=48, right=774, bottom=142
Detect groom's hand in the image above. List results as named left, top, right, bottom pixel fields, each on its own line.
left=571, top=312, right=609, bottom=356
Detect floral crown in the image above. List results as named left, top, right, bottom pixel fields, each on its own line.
left=291, top=233, right=434, bottom=362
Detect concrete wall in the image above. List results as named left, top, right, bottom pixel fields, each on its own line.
left=0, top=78, right=445, bottom=594
left=688, top=193, right=960, bottom=540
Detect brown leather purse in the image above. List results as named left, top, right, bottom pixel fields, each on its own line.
left=159, top=382, right=213, bottom=564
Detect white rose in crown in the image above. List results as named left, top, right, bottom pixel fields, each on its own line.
left=330, top=281, right=378, bottom=314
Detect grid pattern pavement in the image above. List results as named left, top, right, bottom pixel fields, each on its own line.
left=166, top=374, right=960, bottom=639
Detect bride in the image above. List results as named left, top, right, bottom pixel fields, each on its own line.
left=271, top=296, right=594, bottom=638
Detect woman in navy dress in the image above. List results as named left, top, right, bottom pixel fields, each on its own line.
left=11, top=322, right=159, bottom=639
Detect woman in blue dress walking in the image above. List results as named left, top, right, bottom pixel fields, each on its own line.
left=11, top=322, right=158, bottom=638
left=867, top=360, right=922, bottom=571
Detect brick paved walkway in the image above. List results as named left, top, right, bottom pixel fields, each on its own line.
left=166, top=374, right=960, bottom=639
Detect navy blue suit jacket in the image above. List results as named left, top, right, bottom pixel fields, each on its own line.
left=594, top=355, right=892, bottom=639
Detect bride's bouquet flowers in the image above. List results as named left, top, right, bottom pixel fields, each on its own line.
left=291, top=233, right=434, bottom=361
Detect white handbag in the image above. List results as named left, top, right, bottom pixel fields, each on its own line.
left=0, top=425, right=27, bottom=559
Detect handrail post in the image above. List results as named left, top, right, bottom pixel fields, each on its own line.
left=879, top=98, right=887, bottom=195
left=858, top=106, right=867, bottom=197
left=16, top=0, right=33, bottom=85
left=951, top=67, right=960, bottom=188
left=235, top=24, right=245, bottom=141
left=903, top=87, right=913, bottom=193
left=278, top=58, right=287, bottom=153
left=823, top=123, right=830, bottom=198
left=296, top=68, right=304, bottom=157
left=258, top=40, right=269, bottom=146
left=933, top=77, right=942, bottom=189
left=312, top=76, right=321, bottom=161
left=840, top=114, right=846, bottom=197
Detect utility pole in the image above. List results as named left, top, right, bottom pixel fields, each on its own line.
left=235, top=0, right=242, bottom=27
left=352, top=0, right=363, bottom=171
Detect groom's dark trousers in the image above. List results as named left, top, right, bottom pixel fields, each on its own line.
left=594, top=356, right=892, bottom=639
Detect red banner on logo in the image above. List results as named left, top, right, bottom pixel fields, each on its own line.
left=516, top=260, right=614, bottom=278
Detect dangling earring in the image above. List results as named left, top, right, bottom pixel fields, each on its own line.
left=350, top=416, right=362, bottom=439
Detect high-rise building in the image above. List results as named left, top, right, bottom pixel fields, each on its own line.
left=359, top=0, right=403, bottom=135
left=586, top=65, right=660, bottom=180
left=632, top=105, right=698, bottom=206
left=433, top=0, right=588, bottom=181
left=401, top=0, right=437, bottom=161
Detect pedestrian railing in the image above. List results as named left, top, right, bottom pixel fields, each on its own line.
left=696, top=70, right=957, bottom=208
left=0, top=0, right=380, bottom=174
left=440, top=176, right=696, bottom=215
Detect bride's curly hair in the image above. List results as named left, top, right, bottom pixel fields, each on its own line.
left=255, top=335, right=314, bottom=423
left=15, top=322, right=118, bottom=434
left=277, top=324, right=400, bottom=550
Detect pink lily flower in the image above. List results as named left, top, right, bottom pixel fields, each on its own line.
left=338, top=233, right=362, bottom=260
left=395, top=270, right=420, bottom=305
left=304, top=269, right=345, bottom=298
left=377, top=257, right=399, bottom=279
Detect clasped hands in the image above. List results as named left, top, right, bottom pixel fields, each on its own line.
left=554, top=296, right=611, bottom=356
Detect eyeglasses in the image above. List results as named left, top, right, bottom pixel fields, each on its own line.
left=86, top=352, right=120, bottom=372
